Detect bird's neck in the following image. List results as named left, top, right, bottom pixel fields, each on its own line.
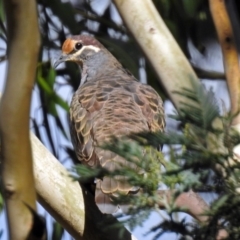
left=79, top=52, right=124, bottom=86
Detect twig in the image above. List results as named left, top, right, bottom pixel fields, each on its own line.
left=193, top=65, right=225, bottom=80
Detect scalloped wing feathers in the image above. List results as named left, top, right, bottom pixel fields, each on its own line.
left=70, top=75, right=165, bottom=213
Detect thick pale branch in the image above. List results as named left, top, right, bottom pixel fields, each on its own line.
left=0, top=0, right=40, bottom=239
left=209, top=0, right=240, bottom=125
left=113, top=0, right=199, bottom=111
left=31, top=133, right=136, bottom=240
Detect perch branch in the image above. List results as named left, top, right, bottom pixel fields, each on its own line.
left=31, top=133, right=137, bottom=240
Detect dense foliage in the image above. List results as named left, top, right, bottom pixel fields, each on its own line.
left=76, top=80, right=240, bottom=239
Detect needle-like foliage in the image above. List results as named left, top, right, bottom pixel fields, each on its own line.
left=75, top=80, right=240, bottom=239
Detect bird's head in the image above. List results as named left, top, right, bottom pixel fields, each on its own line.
left=54, top=35, right=105, bottom=69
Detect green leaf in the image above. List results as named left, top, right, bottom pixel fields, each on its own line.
left=182, top=0, right=203, bottom=18
left=51, top=221, right=64, bottom=240
left=37, top=64, right=69, bottom=115
left=0, top=191, right=3, bottom=213
left=0, top=0, right=5, bottom=23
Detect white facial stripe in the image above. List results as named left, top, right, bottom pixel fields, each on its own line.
left=71, top=45, right=100, bottom=58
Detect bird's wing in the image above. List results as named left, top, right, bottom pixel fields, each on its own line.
left=135, top=83, right=165, bottom=132
left=69, top=81, right=105, bottom=167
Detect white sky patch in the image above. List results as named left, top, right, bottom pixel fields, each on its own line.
left=90, top=0, right=110, bottom=15
left=139, top=57, right=147, bottom=84
left=110, top=3, right=122, bottom=25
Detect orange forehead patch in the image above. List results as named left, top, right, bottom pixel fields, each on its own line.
left=62, top=39, right=78, bottom=54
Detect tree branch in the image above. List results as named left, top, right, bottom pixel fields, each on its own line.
left=209, top=0, right=240, bottom=125
left=113, top=0, right=200, bottom=111
left=209, top=0, right=240, bottom=191
left=0, top=0, right=40, bottom=239
left=30, top=132, right=137, bottom=240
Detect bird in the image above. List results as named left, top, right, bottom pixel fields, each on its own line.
left=54, top=35, right=165, bottom=214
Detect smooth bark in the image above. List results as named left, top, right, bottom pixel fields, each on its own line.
left=0, top=0, right=40, bottom=239
left=113, top=0, right=200, bottom=111
left=209, top=0, right=240, bottom=125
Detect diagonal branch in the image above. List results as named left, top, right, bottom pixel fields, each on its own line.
left=31, top=132, right=137, bottom=240
left=113, top=0, right=200, bottom=111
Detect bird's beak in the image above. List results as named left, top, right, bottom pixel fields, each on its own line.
left=53, top=54, right=70, bottom=68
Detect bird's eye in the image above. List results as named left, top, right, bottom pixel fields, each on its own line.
left=75, top=42, right=83, bottom=50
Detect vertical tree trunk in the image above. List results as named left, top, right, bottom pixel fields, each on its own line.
left=0, top=0, right=40, bottom=239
